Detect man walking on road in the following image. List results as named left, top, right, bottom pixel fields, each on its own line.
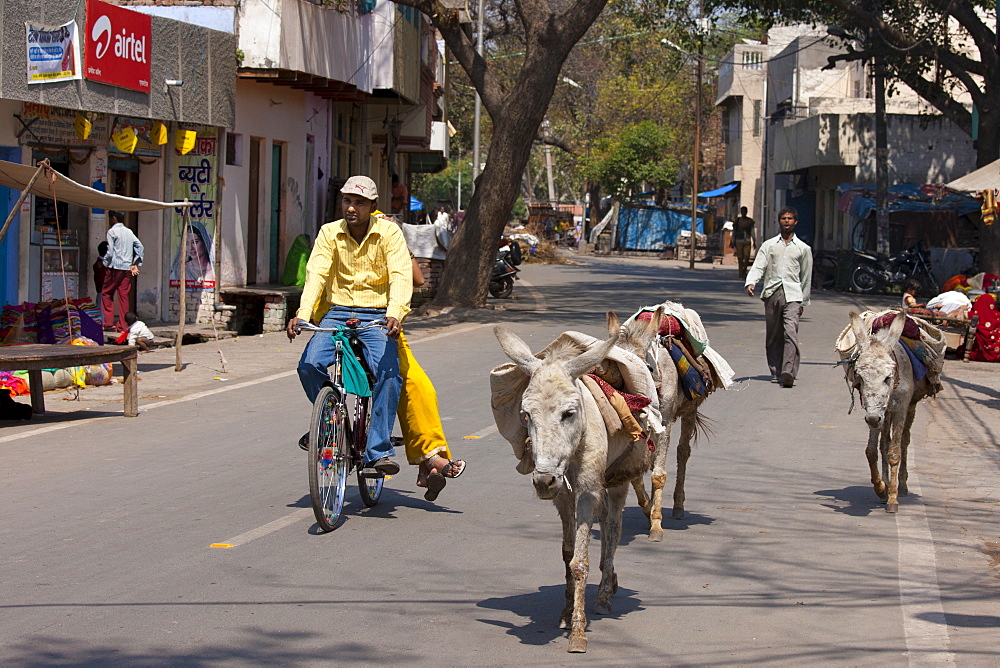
left=287, top=175, right=412, bottom=476
left=732, top=206, right=756, bottom=280
left=744, top=206, right=812, bottom=388
left=101, top=211, right=143, bottom=332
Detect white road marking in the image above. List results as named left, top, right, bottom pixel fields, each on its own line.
left=214, top=508, right=315, bottom=548
left=0, top=372, right=296, bottom=444
left=896, top=459, right=955, bottom=666
left=407, top=322, right=491, bottom=344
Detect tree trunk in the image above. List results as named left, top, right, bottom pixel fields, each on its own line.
left=431, top=113, right=545, bottom=307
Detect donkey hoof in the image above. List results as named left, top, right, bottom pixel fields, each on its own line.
left=568, top=635, right=588, bottom=653
left=899, top=486, right=909, bottom=497
left=886, top=501, right=899, bottom=514
left=558, top=615, right=570, bottom=630
left=671, top=507, right=685, bottom=520
left=649, top=528, right=664, bottom=542
left=594, top=599, right=612, bottom=615
left=874, top=484, right=888, bottom=500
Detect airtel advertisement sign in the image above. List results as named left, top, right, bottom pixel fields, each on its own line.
left=84, top=0, right=151, bottom=93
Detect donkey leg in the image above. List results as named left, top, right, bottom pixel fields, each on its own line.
left=596, top=485, right=628, bottom=614
left=866, top=427, right=886, bottom=499
left=646, top=419, right=672, bottom=541
left=631, top=477, right=651, bottom=518
left=555, top=493, right=576, bottom=631
left=567, top=491, right=599, bottom=653
left=885, top=413, right=905, bottom=513
left=898, top=404, right=917, bottom=497
left=672, top=414, right=696, bottom=520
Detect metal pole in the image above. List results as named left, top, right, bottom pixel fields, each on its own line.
left=471, top=0, right=485, bottom=190
left=690, top=39, right=702, bottom=270
left=544, top=143, right=556, bottom=205
left=874, top=51, right=890, bottom=255
left=0, top=161, right=47, bottom=245
left=175, top=204, right=189, bottom=372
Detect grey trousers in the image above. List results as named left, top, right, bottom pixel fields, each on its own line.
left=764, top=287, right=801, bottom=379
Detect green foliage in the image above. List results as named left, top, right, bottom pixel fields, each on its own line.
left=581, top=119, right=680, bottom=199
left=412, top=161, right=473, bottom=212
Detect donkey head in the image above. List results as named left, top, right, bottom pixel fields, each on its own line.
left=848, top=311, right=906, bottom=429
left=495, top=326, right=619, bottom=499
left=608, top=307, right=664, bottom=359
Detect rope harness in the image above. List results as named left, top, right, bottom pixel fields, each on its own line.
left=834, top=348, right=899, bottom=415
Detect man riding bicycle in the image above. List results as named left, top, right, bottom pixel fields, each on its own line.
left=287, top=175, right=413, bottom=476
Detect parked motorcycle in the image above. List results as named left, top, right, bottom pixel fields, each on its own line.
left=848, top=242, right=939, bottom=295
left=489, top=239, right=522, bottom=299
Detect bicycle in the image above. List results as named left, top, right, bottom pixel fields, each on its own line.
left=298, top=318, right=388, bottom=532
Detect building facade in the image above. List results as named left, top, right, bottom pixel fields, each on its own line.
left=0, top=0, right=235, bottom=324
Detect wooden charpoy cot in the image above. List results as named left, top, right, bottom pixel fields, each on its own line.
left=0, top=345, right=139, bottom=417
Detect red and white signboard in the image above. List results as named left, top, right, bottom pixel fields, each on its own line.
left=84, top=0, right=151, bottom=93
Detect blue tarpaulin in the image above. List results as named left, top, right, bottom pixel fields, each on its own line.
left=409, top=196, right=424, bottom=210
left=838, top=183, right=980, bottom=220
left=616, top=206, right=704, bottom=251
left=697, top=182, right=738, bottom=198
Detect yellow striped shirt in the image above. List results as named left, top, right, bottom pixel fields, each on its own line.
left=296, top=215, right=413, bottom=322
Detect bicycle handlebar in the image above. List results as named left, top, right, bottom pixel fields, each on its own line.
left=296, top=319, right=388, bottom=334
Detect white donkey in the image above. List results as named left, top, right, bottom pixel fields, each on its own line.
left=609, top=306, right=722, bottom=540
left=841, top=311, right=936, bottom=513
left=492, top=325, right=653, bottom=653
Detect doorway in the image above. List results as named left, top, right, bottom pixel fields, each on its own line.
left=0, top=147, right=21, bottom=305
left=247, top=138, right=261, bottom=285
left=109, top=162, right=140, bottom=313
left=269, top=142, right=284, bottom=284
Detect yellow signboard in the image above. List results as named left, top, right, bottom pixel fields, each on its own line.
left=74, top=113, right=91, bottom=140
left=111, top=126, right=138, bottom=154
left=175, top=129, right=196, bottom=155
left=151, top=121, right=167, bottom=145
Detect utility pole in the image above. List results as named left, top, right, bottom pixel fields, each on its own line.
left=690, top=12, right=705, bottom=270
left=874, top=48, right=890, bottom=255
left=544, top=143, right=557, bottom=206
left=471, top=0, right=485, bottom=191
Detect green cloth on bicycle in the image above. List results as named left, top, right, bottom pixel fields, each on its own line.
left=332, top=331, right=371, bottom=397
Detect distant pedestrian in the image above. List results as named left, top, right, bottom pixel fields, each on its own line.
left=744, top=206, right=812, bottom=388
left=391, top=174, right=408, bottom=215
left=732, top=206, right=756, bottom=280
left=101, top=211, right=143, bottom=332
left=93, top=240, right=108, bottom=296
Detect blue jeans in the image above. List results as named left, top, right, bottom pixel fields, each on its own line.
left=297, top=306, right=400, bottom=464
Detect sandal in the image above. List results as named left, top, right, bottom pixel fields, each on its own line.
left=441, top=459, right=466, bottom=478
left=424, top=470, right=447, bottom=502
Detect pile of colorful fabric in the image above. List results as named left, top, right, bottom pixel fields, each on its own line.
left=965, top=294, right=1000, bottom=362
left=630, top=302, right=737, bottom=401
left=0, top=299, right=103, bottom=345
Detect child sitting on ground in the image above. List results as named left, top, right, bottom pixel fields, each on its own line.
left=124, top=311, right=155, bottom=352
left=902, top=279, right=924, bottom=309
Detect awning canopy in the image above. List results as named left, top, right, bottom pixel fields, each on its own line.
left=697, top=182, right=738, bottom=198
left=0, top=160, right=189, bottom=211
left=409, top=196, right=424, bottom=210
left=946, top=159, right=1000, bottom=192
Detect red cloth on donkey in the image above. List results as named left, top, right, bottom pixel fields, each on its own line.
left=635, top=310, right=682, bottom=337
left=967, top=294, right=1000, bottom=362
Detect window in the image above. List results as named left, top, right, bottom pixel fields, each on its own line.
left=752, top=100, right=761, bottom=136
left=225, top=132, right=243, bottom=166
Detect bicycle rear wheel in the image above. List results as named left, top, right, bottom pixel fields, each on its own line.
left=354, top=397, right=383, bottom=507
left=308, top=386, right=350, bottom=532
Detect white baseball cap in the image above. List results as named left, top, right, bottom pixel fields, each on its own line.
left=340, top=175, right=378, bottom=200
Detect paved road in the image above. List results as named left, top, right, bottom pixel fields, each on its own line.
left=1, top=254, right=998, bottom=665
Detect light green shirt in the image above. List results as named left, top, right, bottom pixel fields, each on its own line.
left=744, top=234, right=812, bottom=306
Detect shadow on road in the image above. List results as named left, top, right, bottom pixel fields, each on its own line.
left=476, top=583, right=644, bottom=647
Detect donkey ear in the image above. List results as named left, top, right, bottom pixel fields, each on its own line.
left=494, top=326, right=541, bottom=374
left=849, top=311, right=869, bottom=348
left=875, top=311, right=908, bottom=345
left=607, top=311, right=621, bottom=338
left=565, top=333, right=620, bottom=380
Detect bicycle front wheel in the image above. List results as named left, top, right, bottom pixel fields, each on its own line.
left=309, top=386, right=350, bottom=532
